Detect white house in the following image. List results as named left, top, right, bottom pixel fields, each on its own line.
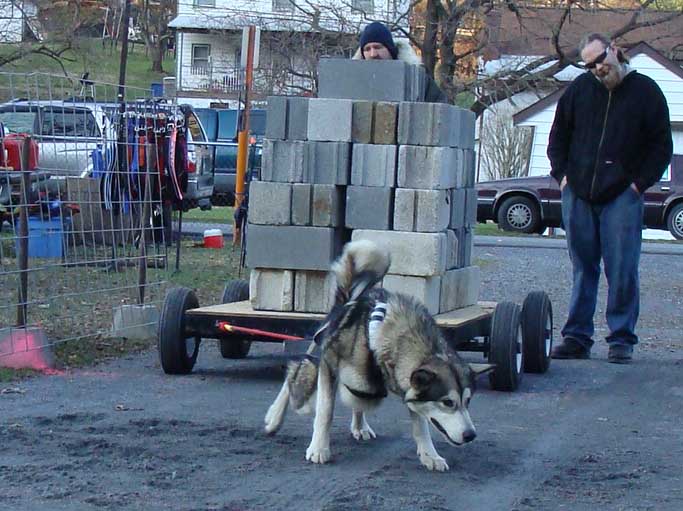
left=0, top=0, right=38, bottom=43
left=168, top=0, right=410, bottom=107
left=513, top=42, right=683, bottom=177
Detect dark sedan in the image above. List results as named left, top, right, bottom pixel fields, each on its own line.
left=476, top=154, right=683, bottom=239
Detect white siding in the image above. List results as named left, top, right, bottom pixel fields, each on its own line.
left=517, top=53, right=683, bottom=177
left=177, top=31, right=241, bottom=92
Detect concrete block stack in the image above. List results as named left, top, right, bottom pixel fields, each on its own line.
left=247, top=59, right=479, bottom=314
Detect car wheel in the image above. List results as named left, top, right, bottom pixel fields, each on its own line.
left=497, top=196, right=541, bottom=234
left=219, top=280, right=252, bottom=359
left=667, top=203, right=683, bottom=240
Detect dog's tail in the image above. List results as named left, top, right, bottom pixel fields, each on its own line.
left=331, top=240, right=391, bottom=306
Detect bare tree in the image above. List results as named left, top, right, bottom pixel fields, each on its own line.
left=480, top=105, right=533, bottom=180
left=135, top=0, right=176, bottom=73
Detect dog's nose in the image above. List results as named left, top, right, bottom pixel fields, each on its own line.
left=462, top=429, right=476, bottom=443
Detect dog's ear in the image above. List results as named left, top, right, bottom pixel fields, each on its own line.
left=410, top=368, right=436, bottom=391
left=469, top=363, right=496, bottom=377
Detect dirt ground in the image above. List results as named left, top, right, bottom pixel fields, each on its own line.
left=1, top=243, right=682, bottom=511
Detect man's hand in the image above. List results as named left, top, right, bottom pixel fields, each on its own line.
left=560, top=176, right=567, bottom=190
left=630, top=183, right=640, bottom=194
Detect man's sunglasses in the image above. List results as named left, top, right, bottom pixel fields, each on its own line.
left=584, top=47, right=609, bottom=70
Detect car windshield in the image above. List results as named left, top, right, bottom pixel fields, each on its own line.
left=0, top=111, right=36, bottom=134
left=39, top=108, right=100, bottom=137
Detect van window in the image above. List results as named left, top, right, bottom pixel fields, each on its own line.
left=250, top=110, right=266, bottom=137
left=39, top=108, right=100, bottom=137
left=186, top=112, right=205, bottom=142
left=0, top=111, right=36, bottom=134
left=217, top=110, right=238, bottom=141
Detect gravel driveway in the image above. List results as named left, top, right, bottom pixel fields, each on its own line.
left=1, top=243, right=682, bottom=511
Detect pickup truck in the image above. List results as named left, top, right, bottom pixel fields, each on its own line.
left=476, top=154, right=683, bottom=239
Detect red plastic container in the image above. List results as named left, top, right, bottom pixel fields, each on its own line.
left=203, top=229, right=224, bottom=249
left=2, top=134, right=39, bottom=170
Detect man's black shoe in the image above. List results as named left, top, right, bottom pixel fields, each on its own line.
left=551, top=338, right=590, bottom=359
left=608, top=344, right=633, bottom=364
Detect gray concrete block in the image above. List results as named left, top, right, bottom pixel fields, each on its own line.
left=465, top=187, right=478, bottom=226
left=373, top=102, right=398, bottom=145
left=292, top=183, right=312, bottom=225
left=351, top=229, right=447, bottom=276
left=307, top=98, right=353, bottom=142
left=383, top=274, right=441, bottom=315
left=305, top=142, right=351, bottom=185
left=261, top=139, right=307, bottom=183
left=439, top=266, right=480, bottom=313
left=294, top=271, right=335, bottom=313
left=398, top=103, right=474, bottom=148
left=246, top=224, right=343, bottom=270
left=351, top=144, right=397, bottom=187
left=345, top=186, right=393, bottom=230
left=449, top=188, right=467, bottom=229
left=287, top=97, right=310, bottom=141
left=266, top=96, right=287, bottom=140
left=462, top=149, right=476, bottom=188
left=312, top=185, right=345, bottom=227
left=248, top=181, right=292, bottom=225
left=409, top=65, right=428, bottom=104
left=249, top=269, right=294, bottom=311
left=394, top=188, right=450, bottom=232
left=453, top=226, right=473, bottom=268
left=318, top=59, right=421, bottom=102
left=446, top=229, right=459, bottom=270
left=397, top=145, right=457, bottom=190
left=111, top=304, right=159, bottom=340
left=352, top=101, right=373, bottom=144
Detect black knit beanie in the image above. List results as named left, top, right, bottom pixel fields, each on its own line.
left=359, top=22, right=398, bottom=60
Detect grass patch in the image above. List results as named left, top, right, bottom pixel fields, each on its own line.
left=180, top=207, right=234, bottom=225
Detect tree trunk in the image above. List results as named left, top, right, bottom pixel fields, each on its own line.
left=151, top=43, right=164, bottom=73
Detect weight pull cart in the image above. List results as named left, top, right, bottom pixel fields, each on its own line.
left=158, top=280, right=554, bottom=392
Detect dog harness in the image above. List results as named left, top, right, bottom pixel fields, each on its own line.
left=368, top=301, right=387, bottom=352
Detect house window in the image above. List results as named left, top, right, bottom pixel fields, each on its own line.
left=273, top=0, right=294, bottom=11
left=352, top=0, right=374, bottom=13
left=194, top=0, right=215, bottom=6
left=191, top=44, right=211, bottom=75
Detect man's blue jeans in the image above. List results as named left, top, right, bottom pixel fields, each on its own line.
left=561, top=185, right=644, bottom=349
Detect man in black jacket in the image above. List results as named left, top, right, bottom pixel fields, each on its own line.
left=547, top=33, right=673, bottom=363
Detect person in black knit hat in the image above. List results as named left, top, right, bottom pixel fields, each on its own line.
left=354, top=21, right=447, bottom=103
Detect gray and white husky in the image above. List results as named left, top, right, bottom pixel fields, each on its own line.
left=264, top=240, right=494, bottom=471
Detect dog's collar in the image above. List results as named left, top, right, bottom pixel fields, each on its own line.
left=368, top=301, right=387, bottom=352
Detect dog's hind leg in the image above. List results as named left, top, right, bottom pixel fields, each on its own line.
left=305, top=360, right=337, bottom=464
left=410, top=411, right=449, bottom=472
left=264, top=381, right=290, bottom=436
left=350, top=410, right=376, bottom=441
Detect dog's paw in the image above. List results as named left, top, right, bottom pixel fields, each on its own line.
left=351, top=423, right=376, bottom=441
left=418, top=451, right=449, bottom=472
left=306, top=444, right=332, bottom=464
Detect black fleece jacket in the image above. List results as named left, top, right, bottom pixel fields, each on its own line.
left=547, top=70, right=673, bottom=204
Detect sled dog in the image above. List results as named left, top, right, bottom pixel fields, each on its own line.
left=264, top=240, right=494, bottom=471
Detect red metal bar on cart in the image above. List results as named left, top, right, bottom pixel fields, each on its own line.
left=216, top=321, right=306, bottom=341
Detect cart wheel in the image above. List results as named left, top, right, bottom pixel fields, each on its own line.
left=219, top=279, right=252, bottom=359
left=158, top=287, right=201, bottom=375
left=522, top=291, right=553, bottom=374
left=488, top=302, right=523, bottom=391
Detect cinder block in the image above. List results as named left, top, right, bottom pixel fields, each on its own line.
left=345, top=186, right=393, bottom=230
left=292, top=183, right=312, bottom=225
left=352, top=101, right=374, bottom=144
left=446, top=229, right=459, bottom=270
left=351, top=229, right=447, bottom=276
left=261, top=139, right=307, bottom=183
left=439, top=266, right=480, bottom=313
left=307, top=98, right=353, bottom=142
left=111, top=305, right=159, bottom=340
left=373, top=102, right=398, bottom=145
left=453, top=226, right=474, bottom=268
left=266, top=96, right=287, bottom=140
left=250, top=269, right=294, bottom=311
left=398, top=103, right=473, bottom=147
left=248, top=181, right=292, bottom=225
left=465, top=187, right=478, bottom=226
left=351, top=144, right=397, bottom=187
left=246, top=224, right=343, bottom=270
left=462, top=149, right=476, bottom=187
left=312, top=185, right=345, bottom=227
left=287, top=97, right=310, bottom=141
left=305, top=142, right=351, bottom=185
left=394, top=188, right=450, bottom=232
left=294, top=271, right=335, bottom=313
left=408, top=65, right=427, bottom=105
left=397, top=145, right=457, bottom=190
left=318, top=59, right=423, bottom=102
left=383, top=274, right=441, bottom=315
left=449, top=188, right=467, bottom=229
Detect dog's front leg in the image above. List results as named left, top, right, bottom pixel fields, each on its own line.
left=410, top=411, right=449, bottom=472
left=306, top=359, right=336, bottom=464
left=350, top=410, right=376, bottom=441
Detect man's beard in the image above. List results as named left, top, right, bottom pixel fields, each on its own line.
left=597, top=65, right=623, bottom=90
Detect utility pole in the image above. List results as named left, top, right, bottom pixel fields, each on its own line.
left=233, top=25, right=256, bottom=246
left=118, top=0, right=132, bottom=101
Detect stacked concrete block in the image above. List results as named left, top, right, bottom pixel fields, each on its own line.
left=248, top=181, right=293, bottom=225
left=439, top=266, right=481, bottom=312
left=383, top=274, right=442, bottom=315
left=305, top=142, right=351, bottom=185
left=261, top=139, right=307, bottom=183
left=373, top=102, right=398, bottom=145
left=294, top=271, right=335, bottom=313
left=351, top=144, right=397, bottom=187
left=250, top=269, right=294, bottom=311
left=346, top=186, right=393, bottom=230
left=308, top=99, right=354, bottom=142
left=394, top=189, right=450, bottom=232
left=397, top=145, right=458, bottom=189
